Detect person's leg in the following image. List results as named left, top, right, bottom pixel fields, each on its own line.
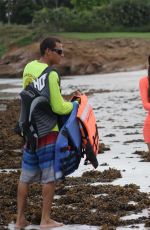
left=15, top=182, right=29, bottom=228
left=40, top=182, right=63, bottom=228
left=15, top=145, right=40, bottom=228
left=147, top=143, right=150, bottom=160
left=38, top=132, right=63, bottom=227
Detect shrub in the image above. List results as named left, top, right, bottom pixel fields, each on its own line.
left=32, top=0, right=150, bottom=32
left=109, top=0, right=150, bottom=28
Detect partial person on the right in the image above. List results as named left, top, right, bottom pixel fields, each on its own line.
left=139, top=55, right=150, bottom=161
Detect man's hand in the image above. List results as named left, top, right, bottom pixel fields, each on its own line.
left=72, top=90, right=82, bottom=97
left=70, top=90, right=83, bottom=103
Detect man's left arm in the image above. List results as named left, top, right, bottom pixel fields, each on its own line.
left=48, top=71, right=73, bottom=115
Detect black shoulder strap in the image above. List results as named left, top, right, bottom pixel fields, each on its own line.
left=41, top=66, right=61, bottom=89
left=40, top=66, right=60, bottom=84
left=26, top=66, right=60, bottom=93
left=40, top=66, right=52, bottom=75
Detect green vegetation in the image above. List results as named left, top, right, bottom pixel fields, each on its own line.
left=32, top=0, right=150, bottom=33
left=0, top=0, right=149, bottom=78
left=0, top=24, right=34, bottom=44
left=1, top=0, right=150, bottom=57
left=0, top=0, right=150, bottom=32
left=0, top=24, right=35, bottom=57
left=71, top=0, right=111, bottom=10
left=0, top=44, right=6, bottom=57
left=0, top=23, right=150, bottom=58
left=55, top=32, right=150, bottom=40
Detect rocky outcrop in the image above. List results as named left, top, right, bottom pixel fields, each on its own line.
left=0, top=43, right=40, bottom=78
left=0, top=38, right=149, bottom=78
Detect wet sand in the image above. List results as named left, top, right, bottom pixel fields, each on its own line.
left=1, top=71, right=150, bottom=229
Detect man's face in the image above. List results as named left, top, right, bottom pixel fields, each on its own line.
left=48, top=42, right=64, bottom=65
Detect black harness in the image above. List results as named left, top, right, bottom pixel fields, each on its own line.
left=14, top=67, right=60, bottom=152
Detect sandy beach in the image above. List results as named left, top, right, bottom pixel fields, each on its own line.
left=0, top=70, right=150, bottom=230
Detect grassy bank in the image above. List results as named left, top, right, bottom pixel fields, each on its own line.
left=0, top=24, right=35, bottom=57
left=56, top=32, right=150, bottom=40
left=0, top=24, right=150, bottom=57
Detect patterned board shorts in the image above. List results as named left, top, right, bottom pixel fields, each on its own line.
left=20, top=132, right=58, bottom=184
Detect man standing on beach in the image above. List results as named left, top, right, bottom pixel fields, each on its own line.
left=15, top=37, right=74, bottom=229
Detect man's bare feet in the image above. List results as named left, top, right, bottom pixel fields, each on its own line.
left=40, top=219, right=63, bottom=229
left=15, top=219, right=30, bottom=229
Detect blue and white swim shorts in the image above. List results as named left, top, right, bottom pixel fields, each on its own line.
left=20, top=132, right=58, bottom=184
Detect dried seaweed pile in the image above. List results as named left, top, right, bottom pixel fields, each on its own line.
left=132, top=150, right=150, bottom=162
left=0, top=99, right=22, bottom=151
left=0, top=99, right=150, bottom=229
left=0, top=169, right=150, bottom=228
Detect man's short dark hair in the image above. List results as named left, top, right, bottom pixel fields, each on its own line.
left=40, top=37, right=61, bottom=56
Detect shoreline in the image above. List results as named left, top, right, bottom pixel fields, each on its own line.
left=0, top=69, right=147, bottom=101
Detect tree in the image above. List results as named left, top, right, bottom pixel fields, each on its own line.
left=34, top=0, right=72, bottom=8
left=0, top=0, right=14, bottom=23
left=0, top=0, right=7, bottom=22
left=71, top=0, right=111, bottom=10
left=10, top=0, right=37, bottom=24
left=71, top=0, right=95, bottom=10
